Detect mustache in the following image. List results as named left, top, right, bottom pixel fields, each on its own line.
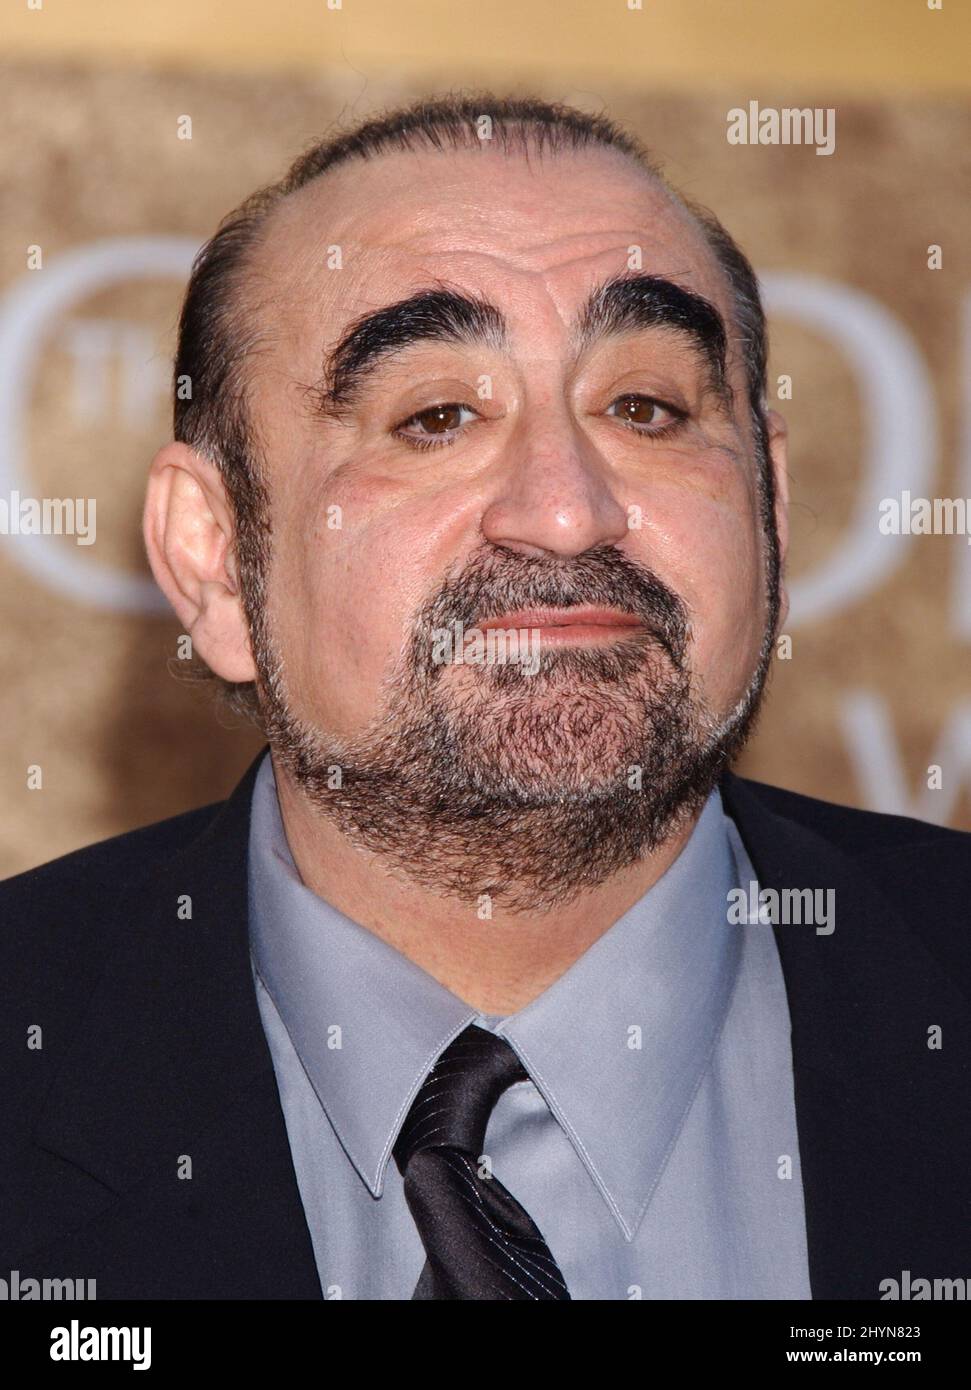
left=409, top=543, right=690, bottom=669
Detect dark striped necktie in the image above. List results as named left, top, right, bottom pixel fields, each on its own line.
left=393, top=1023, right=571, bottom=1300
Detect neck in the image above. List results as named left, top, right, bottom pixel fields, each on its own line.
left=270, top=753, right=703, bottom=1014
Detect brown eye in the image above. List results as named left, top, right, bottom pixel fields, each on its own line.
left=605, top=393, right=685, bottom=436
left=613, top=395, right=661, bottom=425
left=391, top=401, right=480, bottom=452
left=403, top=403, right=471, bottom=435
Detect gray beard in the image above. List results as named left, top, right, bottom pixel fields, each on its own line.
left=255, top=545, right=774, bottom=913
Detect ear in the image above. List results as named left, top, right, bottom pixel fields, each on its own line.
left=143, top=442, right=257, bottom=682
left=764, top=407, right=790, bottom=632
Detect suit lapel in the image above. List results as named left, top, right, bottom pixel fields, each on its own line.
left=26, top=753, right=968, bottom=1299
left=26, top=750, right=322, bottom=1298
left=720, top=772, right=971, bottom=1299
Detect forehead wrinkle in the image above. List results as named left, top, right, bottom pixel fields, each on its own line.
left=247, top=140, right=730, bottom=339
left=254, top=168, right=742, bottom=428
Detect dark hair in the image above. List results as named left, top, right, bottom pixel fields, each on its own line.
left=172, top=92, right=775, bottom=722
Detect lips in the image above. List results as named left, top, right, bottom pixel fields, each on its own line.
left=477, top=606, right=643, bottom=631
left=473, top=606, right=647, bottom=648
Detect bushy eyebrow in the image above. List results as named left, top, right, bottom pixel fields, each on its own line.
left=310, top=270, right=731, bottom=420
left=313, top=285, right=506, bottom=418
left=573, top=271, right=730, bottom=407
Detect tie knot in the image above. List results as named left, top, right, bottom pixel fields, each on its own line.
left=393, top=1025, right=528, bottom=1172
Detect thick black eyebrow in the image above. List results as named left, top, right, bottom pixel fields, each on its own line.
left=314, top=285, right=506, bottom=418
left=573, top=271, right=730, bottom=408
left=311, top=271, right=730, bottom=420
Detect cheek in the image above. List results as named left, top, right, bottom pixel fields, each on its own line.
left=629, top=465, right=767, bottom=704
left=267, top=469, right=464, bottom=734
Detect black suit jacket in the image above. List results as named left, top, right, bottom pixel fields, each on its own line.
left=2, top=752, right=969, bottom=1299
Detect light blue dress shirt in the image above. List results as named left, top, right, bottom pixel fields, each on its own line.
left=247, top=752, right=812, bottom=1300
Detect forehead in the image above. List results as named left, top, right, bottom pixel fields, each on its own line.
left=247, top=142, right=733, bottom=374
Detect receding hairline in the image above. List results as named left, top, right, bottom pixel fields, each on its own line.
left=231, top=132, right=737, bottom=396
left=269, top=125, right=668, bottom=216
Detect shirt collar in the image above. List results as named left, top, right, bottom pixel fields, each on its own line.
left=248, top=752, right=744, bottom=1240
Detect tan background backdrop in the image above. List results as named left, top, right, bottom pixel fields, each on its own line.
left=1, top=0, right=969, bottom=875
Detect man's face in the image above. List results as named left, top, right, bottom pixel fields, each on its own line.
left=236, top=141, right=787, bottom=905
